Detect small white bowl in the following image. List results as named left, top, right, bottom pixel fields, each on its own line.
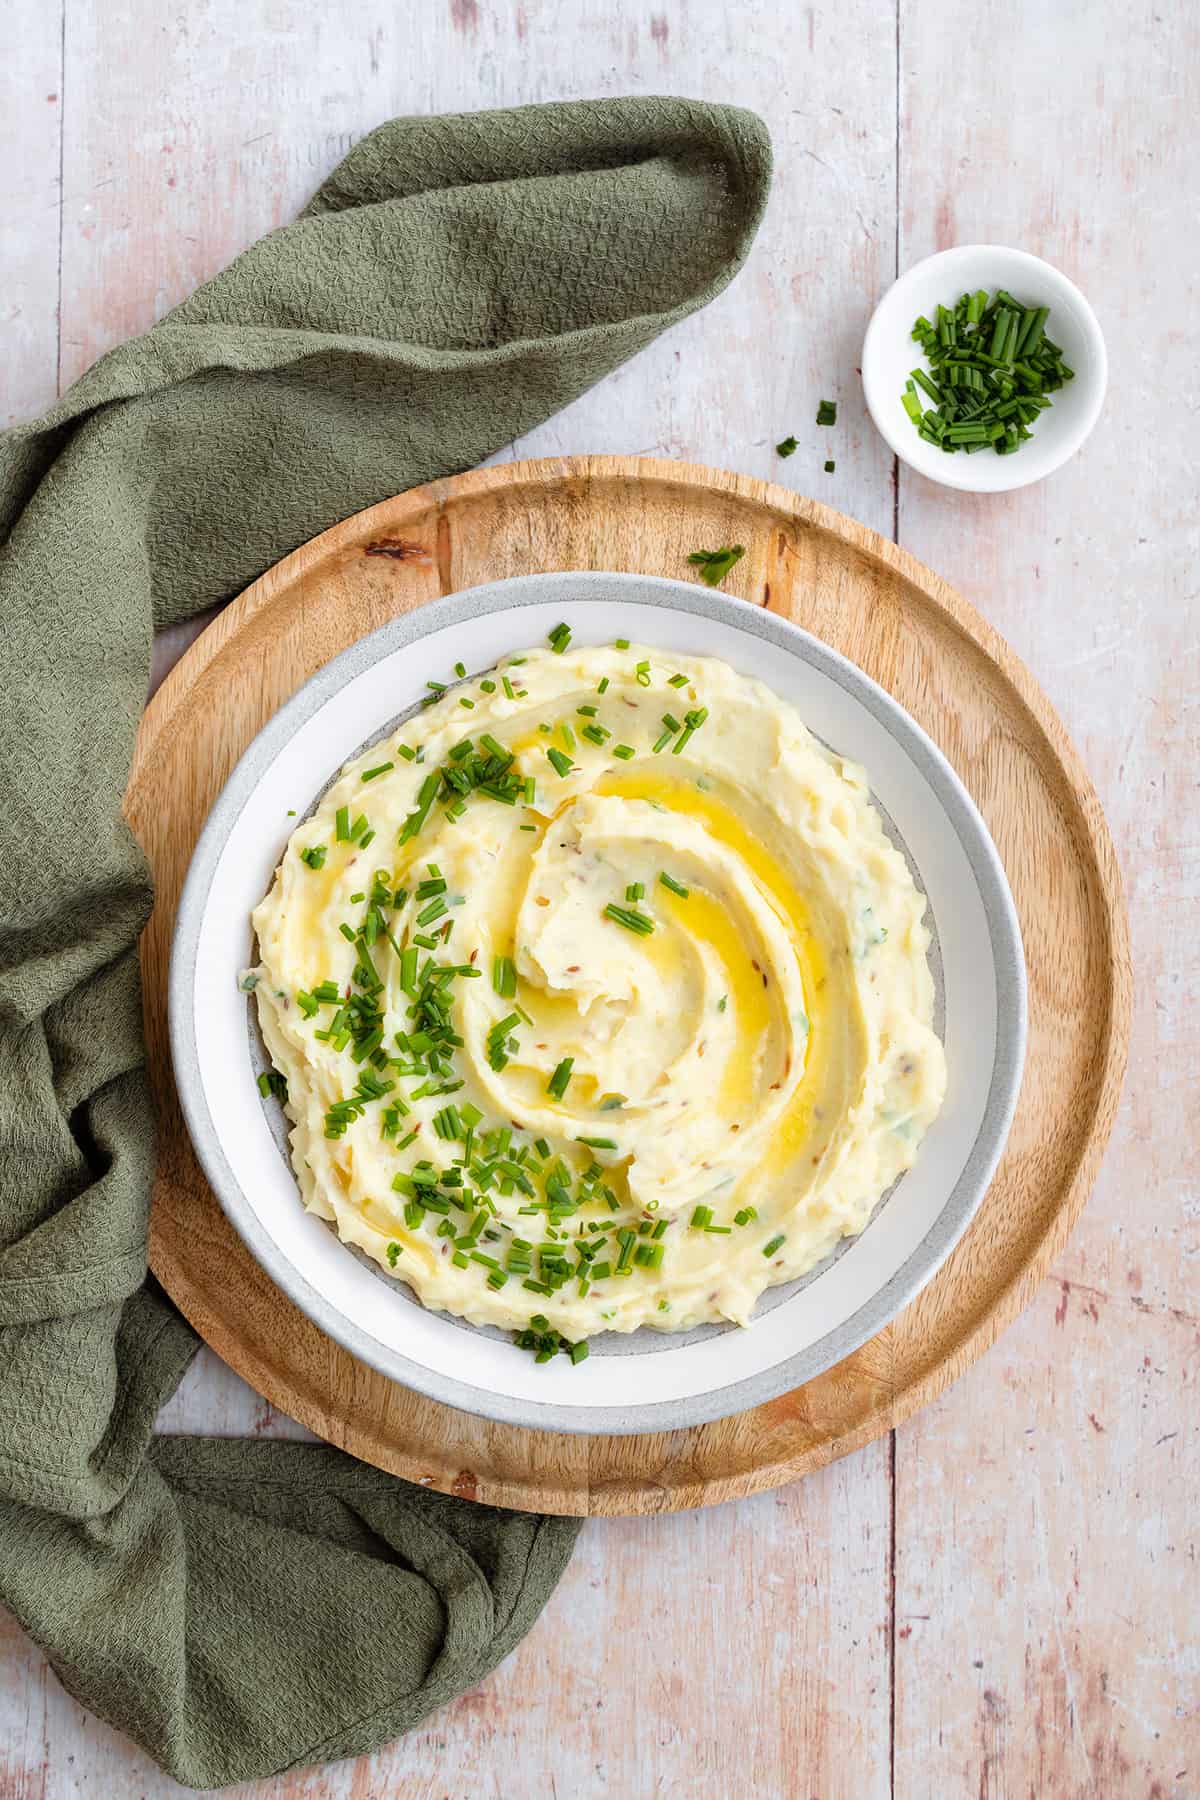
left=862, top=245, right=1107, bottom=493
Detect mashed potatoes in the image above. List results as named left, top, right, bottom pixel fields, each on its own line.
left=250, top=637, right=946, bottom=1347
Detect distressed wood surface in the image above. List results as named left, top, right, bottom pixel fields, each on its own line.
left=1, top=0, right=1196, bottom=1796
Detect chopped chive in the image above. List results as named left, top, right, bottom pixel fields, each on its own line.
left=659, top=871, right=689, bottom=898
left=763, top=1233, right=786, bottom=1258
left=335, top=805, right=351, bottom=841
left=603, top=902, right=654, bottom=936
left=492, top=954, right=517, bottom=998
left=776, top=434, right=798, bottom=457
left=625, top=881, right=644, bottom=902
left=300, top=844, right=327, bottom=870
left=576, top=1136, right=617, bottom=1150
left=816, top=399, right=837, bottom=426
left=824, top=459, right=835, bottom=473
left=547, top=1057, right=574, bottom=1100
left=546, top=747, right=574, bottom=778
left=690, top=1205, right=713, bottom=1229
left=686, top=545, right=745, bottom=588
left=454, top=661, right=466, bottom=678
left=597, top=676, right=610, bottom=694
left=547, top=622, right=571, bottom=654
left=615, top=637, right=630, bottom=649
left=361, top=762, right=393, bottom=782
left=612, top=743, right=636, bottom=761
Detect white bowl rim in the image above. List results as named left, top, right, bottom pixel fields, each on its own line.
left=169, top=570, right=1027, bottom=1434
left=862, top=243, right=1108, bottom=493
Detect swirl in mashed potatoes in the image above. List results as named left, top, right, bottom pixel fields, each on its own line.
left=250, top=636, right=946, bottom=1350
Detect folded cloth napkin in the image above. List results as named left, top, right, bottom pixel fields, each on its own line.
left=0, top=98, right=770, bottom=1786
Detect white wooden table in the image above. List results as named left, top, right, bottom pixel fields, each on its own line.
left=4, top=3, right=1196, bottom=1794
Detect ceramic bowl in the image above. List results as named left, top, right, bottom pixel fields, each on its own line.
left=862, top=244, right=1107, bottom=493
left=170, top=571, right=1026, bottom=1434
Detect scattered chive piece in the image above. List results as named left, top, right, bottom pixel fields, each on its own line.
left=615, top=637, right=630, bottom=649
left=546, top=747, right=574, bottom=778
left=668, top=672, right=689, bottom=688
left=659, top=871, right=689, bottom=899
left=613, top=743, right=636, bottom=761
left=824, top=459, right=836, bottom=473
left=597, top=676, right=610, bottom=694
left=604, top=902, right=654, bottom=936
left=635, top=659, right=652, bottom=687
left=501, top=675, right=515, bottom=699
left=454, top=661, right=466, bottom=678
left=397, top=744, right=416, bottom=761
left=763, top=1233, right=786, bottom=1258
left=716, top=994, right=727, bottom=1011
left=361, top=762, right=393, bottom=782
left=256, top=1069, right=287, bottom=1101
left=734, top=1206, right=758, bottom=1226
left=816, top=399, right=837, bottom=426
left=492, top=955, right=517, bottom=998
left=386, top=1242, right=401, bottom=1268
left=547, top=622, right=572, bottom=654
left=687, top=545, right=745, bottom=588
left=300, top=844, right=327, bottom=870
left=576, top=1136, right=617, bottom=1150
left=335, top=806, right=351, bottom=841
left=690, top=1204, right=714, bottom=1230
left=625, top=881, right=644, bottom=902
left=776, top=434, right=798, bottom=457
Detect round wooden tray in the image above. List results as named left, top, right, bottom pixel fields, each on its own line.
left=127, top=456, right=1130, bottom=1516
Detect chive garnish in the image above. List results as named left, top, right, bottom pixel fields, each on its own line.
left=612, top=744, right=636, bottom=761
left=763, top=1233, right=786, bottom=1258
left=776, top=434, right=798, bottom=457
left=824, top=459, right=836, bottom=473
left=547, top=622, right=571, bottom=654
left=492, top=954, right=517, bottom=998
left=603, top=903, right=654, bottom=936
left=361, top=762, right=393, bottom=782
left=300, top=844, right=327, bottom=870
left=547, top=1057, right=574, bottom=1100
left=659, top=872, right=689, bottom=898
left=816, top=399, right=837, bottom=426
left=687, top=545, right=745, bottom=588
left=546, top=747, right=574, bottom=778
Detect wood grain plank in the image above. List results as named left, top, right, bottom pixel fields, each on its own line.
left=894, top=0, right=1199, bottom=1792
left=1, top=0, right=63, bottom=423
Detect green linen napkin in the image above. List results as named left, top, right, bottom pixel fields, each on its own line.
left=0, top=99, right=771, bottom=1787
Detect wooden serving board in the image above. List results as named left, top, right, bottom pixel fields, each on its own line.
left=127, top=456, right=1130, bottom=1517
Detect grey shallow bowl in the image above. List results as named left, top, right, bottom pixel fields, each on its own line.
left=170, top=571, right=1026, bottom=1434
